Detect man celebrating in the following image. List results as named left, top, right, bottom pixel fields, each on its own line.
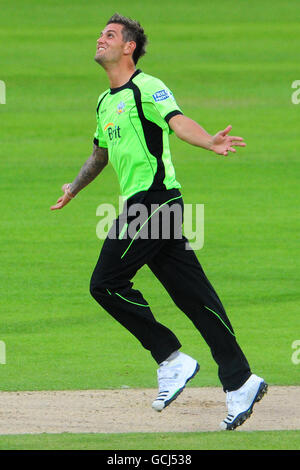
left=51, top=13, right=267, bottom=431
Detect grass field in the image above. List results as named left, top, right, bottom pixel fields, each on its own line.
left=0, top=431, right=300, bottom=451
left=0, top=0, right=299, bottom=451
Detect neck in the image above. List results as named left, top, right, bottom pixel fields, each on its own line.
left=104, top=62, right=136, bottom=89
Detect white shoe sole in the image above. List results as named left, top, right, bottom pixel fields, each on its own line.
left=220, top=380, right=268, bottom=430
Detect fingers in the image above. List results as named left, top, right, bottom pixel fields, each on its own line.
left=50, top=194, right=71, bottom=211
left=231, top=141, right=246, bottom=147
left=50, top=201, right=67, bottom=210
left=213, top=127, right=246, bottom=156
left=226, top=144, right=247, bottom=154
left=221, top=127, right=247, bottom=146
left=50, top=184, right=71, bottom=210
left=221, top=147, right=235, bottom=156
left=219, top=146, right=239, bottom=156
left=227, top=135, right=247, bottom=152
left=229, top=136, right=246, bottom=147
left=50, top=199, right=65, bottom=210
left=50, top=203, right=62, bottom=210
left=220, top=125, right=232, bottom=136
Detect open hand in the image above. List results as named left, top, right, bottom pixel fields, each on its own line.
left=50, top=184, right=74, bottom=210
left=210, top=125, right=246, bottom=156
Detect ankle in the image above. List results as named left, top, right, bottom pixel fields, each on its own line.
left=160, top=350, right=180, bottom=366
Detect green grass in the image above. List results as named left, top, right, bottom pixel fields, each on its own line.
left=0, top=0, right=299, bottom=451
left=0, top=431, right=299, bottom=450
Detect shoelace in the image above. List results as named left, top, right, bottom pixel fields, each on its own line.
left=226, top=388, right=248, bottom=416
left=157, top=364, right=182, bottom=392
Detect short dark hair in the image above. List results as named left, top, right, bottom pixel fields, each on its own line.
left=106, top=13, right=147, bottom=65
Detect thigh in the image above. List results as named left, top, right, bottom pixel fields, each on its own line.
left=92, top=188, right=184, bottom=288
left=147, top=236, right=220, bottom=309
left=91, top=217, right=166, bottom=289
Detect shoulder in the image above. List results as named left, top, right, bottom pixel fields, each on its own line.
left=134, top=72, right=171, bottom=96
left=97, top=89, right=110, bottom=101
left=96, top=89, right=110, bottom=112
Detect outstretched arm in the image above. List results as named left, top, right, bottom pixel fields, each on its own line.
left=50, top=145, right=108, bottom=210
left=169, top=114, right=246, bottom=156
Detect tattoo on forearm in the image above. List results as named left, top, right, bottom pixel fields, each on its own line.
left=70, top=146, right=108, bottom=195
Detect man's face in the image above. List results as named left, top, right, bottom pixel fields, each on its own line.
left=95, top=23, right=130, bottom=66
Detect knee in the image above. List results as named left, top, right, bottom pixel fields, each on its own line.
left=89, top=280, right=97, bottom=300
left=89, top=274, right=108, bottom=302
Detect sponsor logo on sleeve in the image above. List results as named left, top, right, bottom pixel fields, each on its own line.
left=152, top=89, right=174, bottom=102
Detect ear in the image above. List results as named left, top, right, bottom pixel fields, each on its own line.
left=124, top=41, right=136, bottom=57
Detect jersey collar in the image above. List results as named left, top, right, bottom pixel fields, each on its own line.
left=110, top=69, right=142, bottom=95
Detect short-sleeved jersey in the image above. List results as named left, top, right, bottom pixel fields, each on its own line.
left=93, top=69, right=183, bottom=200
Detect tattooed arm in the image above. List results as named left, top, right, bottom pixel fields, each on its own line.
left=50, top=145, right=108, bottom=210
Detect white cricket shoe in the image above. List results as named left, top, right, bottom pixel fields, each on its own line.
left=220, top=374, right=268, bottom=430
left=152, top=352, right=200, bottom=412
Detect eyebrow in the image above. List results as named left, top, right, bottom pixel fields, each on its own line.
left=100, top=29, right=117, bottom=36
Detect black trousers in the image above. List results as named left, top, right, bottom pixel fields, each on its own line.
left=90, top=189, right=251, bottom=391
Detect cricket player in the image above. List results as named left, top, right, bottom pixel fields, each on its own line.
left=51, top=13, right=267, bottom=430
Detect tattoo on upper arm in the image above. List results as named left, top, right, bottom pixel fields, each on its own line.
left=70, top=146, right=109, bottom=195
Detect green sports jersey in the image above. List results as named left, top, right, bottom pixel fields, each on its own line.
left=93, top=69, right=183, bottom=200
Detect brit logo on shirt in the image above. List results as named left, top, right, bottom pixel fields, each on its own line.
left=117, top=101, right=126, bottom=114
left=104, top=122, right=121, bottom=142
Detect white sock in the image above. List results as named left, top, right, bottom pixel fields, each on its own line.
left=161, top=350, right=180, bottom=365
